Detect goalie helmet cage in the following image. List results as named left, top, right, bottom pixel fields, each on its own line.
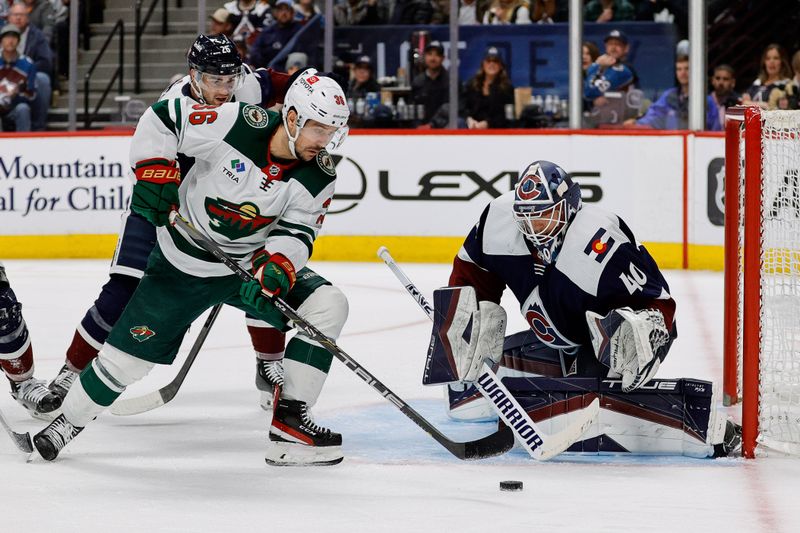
left=723, top=106, right=800, bottom=459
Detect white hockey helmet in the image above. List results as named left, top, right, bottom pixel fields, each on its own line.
left=282, top=68, right=350, bottom=157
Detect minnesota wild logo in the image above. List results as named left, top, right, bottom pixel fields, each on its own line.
left=205, top=197, right=276, bottom=240
left=130, top=325, right=156, bottom=342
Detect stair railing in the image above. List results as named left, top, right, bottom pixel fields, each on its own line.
left=134, top=0, right=170, bottom=93
left=83, top=19, right=124, bottom=129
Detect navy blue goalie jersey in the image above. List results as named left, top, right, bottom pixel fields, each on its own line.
left=449, top=192, right=676, bottom=352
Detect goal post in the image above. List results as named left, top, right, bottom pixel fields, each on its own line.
left=723, top=106, right=800, bottom=458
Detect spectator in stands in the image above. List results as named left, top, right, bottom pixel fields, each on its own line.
left=769, top=50, right=800, bottom=111
left=483, top=0, right=531, bottom=24
left=391, top=0, right=433, bottom=24
left=7, top=1, right=49, bottom=130
left=225, top=0, right=271, bottom=45
left=0, top=24, right=35, bottom=131
left=455, top=0, right=489, bottom=24
left=294, top=0, right=321, bottom=23
left=412, top=41, right=449, bottom=124
left=624, top=54, right=688, bottom=130
left=582, top=41, right=599, bottom=76
left=23, top=0, right=52, bottom=41
left=208, top=8, right=234, bottom=37
left=706, top=64, right=739, bottom=131
left=347, top=55, right=380, bottom=100
left=333, top=0, right=387, bottom=25
left=462, top=46, right=514, bottom=129
left=530, top=0, right=556, bottom=22
left=584, top=29, right=636, bottom=105
left=249, top=0, right=300, bottom=69
left=584, top=0, right=634, bottom=22
left=742, top=43, right=792, bottom=109
left=285, top=51, right=307, bottom=75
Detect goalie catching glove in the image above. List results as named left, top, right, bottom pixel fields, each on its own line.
left=240, top=249, right=297, bottom=313
left=131, top=160, right=181, bottom=226
left=423, top=286, right=507, bottom=385
left=586, top=307, right=673, bottom=392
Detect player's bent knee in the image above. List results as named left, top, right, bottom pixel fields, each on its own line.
left=96, top=344, right=156, bottom=387
left=296, top=285, right=349, bottom=339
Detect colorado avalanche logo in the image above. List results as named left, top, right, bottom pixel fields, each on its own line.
left=521, top=288, right=578, bottom=350
left=515, top=164, right=552, bottom=203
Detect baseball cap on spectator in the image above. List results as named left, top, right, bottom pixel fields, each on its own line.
left=424, top=41, right=444, bottom=55
left=209, top=8, right=230, bottom=24
left=354, top=55, right=372, bottom=69
left=274, top=0, right=293, bottom=9
left=603, top=29, right=628, bottom=45
left=286, top=52, right=308, bottom=70
left=484, top=47, right=502, bottom=62
left=0, top=24, right=21, bottom=39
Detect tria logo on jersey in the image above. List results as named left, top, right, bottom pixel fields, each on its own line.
left=584, top=228, right=615, bottom=263
left=205, top=197, right=276, bottom=239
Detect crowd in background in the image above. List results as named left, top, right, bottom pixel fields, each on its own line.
left=0, top=0, right=66, bottom=131
left=1, top=0, right=799, bottom=131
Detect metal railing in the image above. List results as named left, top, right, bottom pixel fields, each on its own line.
left=134, top=0, right=169, bottom=93
left=83, top=19, right=124, bottom=129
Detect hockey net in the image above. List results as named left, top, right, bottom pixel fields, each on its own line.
left=723, top=107, right=800, bottom=458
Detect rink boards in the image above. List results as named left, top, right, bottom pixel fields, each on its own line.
left=0, top=129, right=725, bottom=269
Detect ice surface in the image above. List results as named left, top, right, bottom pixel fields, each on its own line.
left=1, top=260, right=799, bottom=532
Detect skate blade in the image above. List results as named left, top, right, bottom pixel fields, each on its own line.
left=264, top=441, right=343, bottom=466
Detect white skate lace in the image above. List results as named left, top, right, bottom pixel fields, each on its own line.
left=52, top=366, right=78, bottom=390
left=260, top=360, right=285, bottom=387
left=300, top=404, right=329, bottom=434
left=44, top=416, right=79, bottom=450
left=17, top=379, right=52, bottom=405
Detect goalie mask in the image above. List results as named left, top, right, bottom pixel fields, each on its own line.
left=512, top=160, right=581, bottom=264
left=187, top=34, right=245, bottom=104
left=282, top=68, right=350, bottom=158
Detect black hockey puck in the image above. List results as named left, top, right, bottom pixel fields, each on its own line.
left=499, top=480, right=523, bottom=491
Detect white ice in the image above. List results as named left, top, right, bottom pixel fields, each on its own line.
left=1, top=260, right=799, bottom=533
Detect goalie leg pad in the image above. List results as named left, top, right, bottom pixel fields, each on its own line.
left=504, top=376, right=722, bottom=457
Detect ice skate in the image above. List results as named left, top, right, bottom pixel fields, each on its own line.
left=265, top=398, right=342, bottom=466
left=255, top=359, right=284, bottom=411
left=9, top=378, right=62, bottom=420
left=33, top=414, right=84, bottom=461
left=48, top=364, right=79, bottom=402
left=713, top=420, right=743, bottom=458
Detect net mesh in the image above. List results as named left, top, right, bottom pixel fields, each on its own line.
left=756, top=110, right=800, bottom=454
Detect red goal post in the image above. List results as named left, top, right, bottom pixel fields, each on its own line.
left=723, top=106, right=800, bottom=458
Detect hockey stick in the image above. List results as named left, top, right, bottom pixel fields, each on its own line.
left=110, top=303, right=223, bottom=416
left=0, top=406, right=33, bottom=453
left=377, top=246, right=600, bottom=461
left=170, top=212, right=514, bottom=460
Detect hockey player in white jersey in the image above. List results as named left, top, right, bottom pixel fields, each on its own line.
left=46, top=34, right=295, bottom=413
left=426, top=160, right=741, bottom=457
left=33, top=69, right=351, bottom=466
left=0, top=263, right=61, bottom=418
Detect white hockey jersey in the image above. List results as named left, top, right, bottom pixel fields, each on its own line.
left=130, top=97, right=337, bottom=278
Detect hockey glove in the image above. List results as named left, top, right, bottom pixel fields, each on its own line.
left=240, top=250, right=297, bottom=311
left=130, top=161, right=181, bottom=227
left=586, top=307, right=672, bottom=392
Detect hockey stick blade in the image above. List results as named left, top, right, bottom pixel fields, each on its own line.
left=110, top=303, right=223, bottom=416
left=171, top=213, right=513, bottom=460
left=378, top=246, right=600, bottom=460
left=0, top=407, right=33, bottom=453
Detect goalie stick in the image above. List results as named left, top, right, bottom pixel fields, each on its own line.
left=377, top=246, right=600, bottom=461
left=169, top=212, right=514, bottom=460
left=110, top=303, right=223, bottom=416
left=0, top=406, right=33, bottom=453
